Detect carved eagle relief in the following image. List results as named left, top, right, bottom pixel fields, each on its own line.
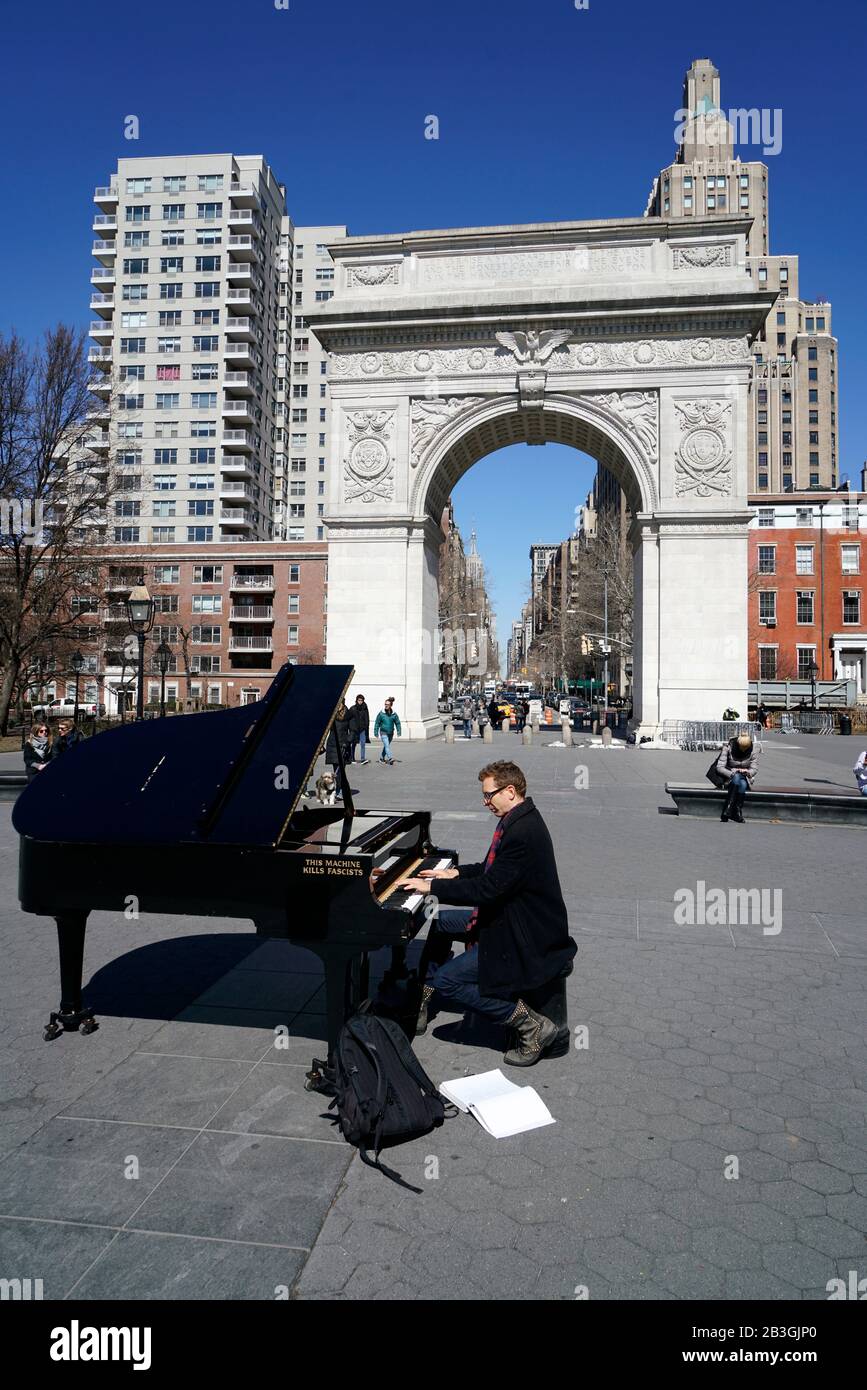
left=495, top=328, right=572, bottom=364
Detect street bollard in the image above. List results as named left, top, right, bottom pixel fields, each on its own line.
left=472, top=719, right=480, bottom=738
left=522, top=725, right=532, bottom=746
left=444, top=722, right=455, bottom=743
left=532, top=715, right=541, bottom=734
left=502, top=717, right=510, bottom=734
left=560, top=717, right=572, bottom=747
left=482, top=721, right=493, bottom=744
left=601, top=726, right=612, bottom=746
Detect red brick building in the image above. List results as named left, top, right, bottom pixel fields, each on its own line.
left=57, top=542, right=326, bottom=714
left=749, top=492, right=866, bottom=699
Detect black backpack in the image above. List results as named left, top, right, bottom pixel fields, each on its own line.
left=312, top=1009, right=452, bottom=1191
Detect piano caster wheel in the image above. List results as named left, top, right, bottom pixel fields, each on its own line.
left=42, top=1009, right=98, bottom=1041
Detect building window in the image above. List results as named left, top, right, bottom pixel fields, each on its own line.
left=795, top=545, right=814, bottom=575
left=758, top=647, right=777, bottom=679
left=757, top=508, right=775, bottom=527
left=187, top=527, right=214, bottom=542
left=796, top=591, right=815, bottom=624
left=288, top=564, right=300, bottom=583
left=841, top=544, right=861, bottom=575
left=757, top=545, right=776, bottom=574
left=288, top=625, right=299, bottom=645
left=796, top=508, right=814, bottom=528
left=759, top=592, right=776, bottom=624
left=288, top=594, right=300, bottom=614
left=843, top=591, right=861, bottom=625
left=193, top=565, right=223, bottom=584
left=797, top=647, right=817, bottom=680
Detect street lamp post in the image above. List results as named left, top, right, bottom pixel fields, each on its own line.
left=156, top=641, right=172, bottom=718
left=126, top=585, right=155, bottom=721
left=70, top=650, right=84, bottom=726
left=808, top=658, right=819, bottom=711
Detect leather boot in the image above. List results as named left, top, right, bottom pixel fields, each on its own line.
left=731, top=788, right=746, bottom=823
left=415, top=984, right=435, bottom=1036
left=502, top=1000, right=558, bottom=1066
left=720, top=784, right=736, bottom=822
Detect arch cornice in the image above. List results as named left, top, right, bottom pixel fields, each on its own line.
left=410, top=390, right=659, bottom=519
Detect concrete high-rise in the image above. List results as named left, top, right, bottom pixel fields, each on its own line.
left=645, top=58, right=840, bottom=494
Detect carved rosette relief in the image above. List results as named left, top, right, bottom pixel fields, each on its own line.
left=330, top=336, right=750, bottom=379
left=346, top=263, right=400, bottom=288
left=410, top=397, right=485, bottom=467
left=584, top=391, right=659, bottom=462
left=674, top=400, right=733, bottom=497
left=343, top=408, right=395, bottom=503
left=672, top=244, right=734, bottom=270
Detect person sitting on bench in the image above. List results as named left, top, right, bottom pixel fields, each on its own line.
left=399, top=760, right=576, bottom=1066
left=716, top=732, right=759, bottom=823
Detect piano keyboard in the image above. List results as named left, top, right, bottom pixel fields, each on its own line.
left=376, top=855, right=455, bottom=912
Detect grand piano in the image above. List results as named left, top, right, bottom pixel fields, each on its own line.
left=13, top=664, right=456, bottom=1061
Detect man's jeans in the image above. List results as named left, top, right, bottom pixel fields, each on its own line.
left=463, top=718, right=472, bottom=738
left=379, top=732, right=392, bottom=761
left=424, top=908, right=515, bottom=1023
left=353, top=731, right=366, bottom=762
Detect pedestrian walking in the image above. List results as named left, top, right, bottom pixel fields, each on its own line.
left=24, top=722, right=52, bottom=782
left=459, top=694, right=474, bottom=739
left=853, top=748, right=867, bottom=797
left=715, top=732, right=759, bottom=824
left=348, top=693, right=370, bottom=763
left=516, top=699, right=529, bottom=733
left=374, top=697, right=401, bottom=764
left=487, top=696, right=500, bottom=731
left=50, top=719, right=85, bottom=760
left=325, top=700, right=353, bottom=798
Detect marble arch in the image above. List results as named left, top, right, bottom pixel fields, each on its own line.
left=307, top=214, right=772, bottom=736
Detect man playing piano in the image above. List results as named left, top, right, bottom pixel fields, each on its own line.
left=399, top=760, right=576, bottom=1067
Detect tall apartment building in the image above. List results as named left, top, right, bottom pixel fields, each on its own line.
left=275, top=223, right=347, bottom=542
left=89, top=154, right=291, bottom=543
left=645, top=58, right=840, bottom=493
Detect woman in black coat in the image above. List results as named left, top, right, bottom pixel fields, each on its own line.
left=347, top=694, right=370, bottom=763
left=324, top=701, right=353, bottom=798
left=24, top=722, right=52, bottom=782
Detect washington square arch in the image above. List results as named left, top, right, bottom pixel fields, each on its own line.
left=307, top=213, right=774, bottom=738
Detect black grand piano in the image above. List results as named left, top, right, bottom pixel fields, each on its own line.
left=13, top=663, right=456, bottom=1061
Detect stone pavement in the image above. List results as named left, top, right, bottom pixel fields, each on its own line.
left=0, top=729, right=864, bottom=1300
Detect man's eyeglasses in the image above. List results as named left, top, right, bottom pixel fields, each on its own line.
left=482, top=787, right=504, bottom=804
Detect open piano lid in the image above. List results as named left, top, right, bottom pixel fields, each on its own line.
left=12, top=663, right=354, bottom=847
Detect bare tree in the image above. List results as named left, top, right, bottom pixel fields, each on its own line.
left=0, top=327, right=127, bottom=731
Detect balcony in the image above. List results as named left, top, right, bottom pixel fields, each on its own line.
left=226, top=260, right=253, bottom=282
left=90, top=266, right=115, bottom=287
left=101, top=606, right=130, bottom=624
left=221, top=507, right=253, bottom=529
left=88, top=347, right=112, bottom=367
left=227, top=235, right=257, bottom=262
left=229, top=635, right=273, bottom=652
left=230, top=573, right=274, bottom=591
left=227, top=209, right=257, bottom=233
left=221, top=479, right=254, bottom=498
left=87, top=377, right=111, bottom=397
left=89, top=319, right=113, bottom=341
left=104, top=573, right=142, bottom=593
left=221, top=456, right=254, bottom=478
left=225, top=316, right=254, bottom=341
left=92, top=238, right=117, bottom=262
left=90, top=293, right=114, bottom=316
left=223, top=371, right=253, bottom=394
left=86, top=405, right=110, bottom=424
left=85, top=432, right=110, bottom=451
left=92, top=215, right=117, bottom=235
left=230, top=605, right=273, bottom=621
left=222, top=399, right=253, bottom=422
left=223, top=343, right=254, bottom=368
left=222, top=428, right=253, bottom=451
left=93, top=185, right=119, bottom=210
left=226, top=286, right=253, bottom=309
left=229, top=181, right=258, bottom=206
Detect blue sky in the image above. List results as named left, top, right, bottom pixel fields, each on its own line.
left=1, top=0, right=864, bottom=644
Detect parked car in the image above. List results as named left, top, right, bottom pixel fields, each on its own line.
left=32, top=696, right=105, bottom=719
left=437, top=697, right=453, bottom=714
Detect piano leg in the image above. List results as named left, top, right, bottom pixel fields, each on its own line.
left=44, top=912, right=98, bottom=1041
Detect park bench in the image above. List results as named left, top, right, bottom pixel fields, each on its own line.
left=665, top=782, right=867, bottom=827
